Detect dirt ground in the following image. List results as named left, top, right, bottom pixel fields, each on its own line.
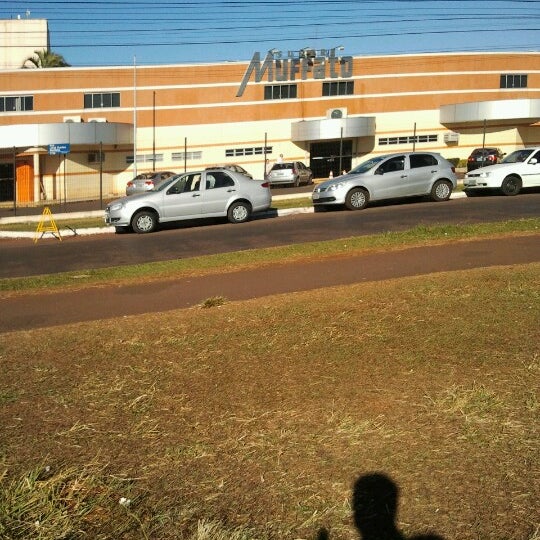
left=0, top=258, right=538, bottom=539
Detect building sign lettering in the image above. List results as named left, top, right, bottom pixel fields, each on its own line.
left=237, top=48, right=353, bottom=97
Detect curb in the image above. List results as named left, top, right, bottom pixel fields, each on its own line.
left=0, top=192, right=466, bottom=239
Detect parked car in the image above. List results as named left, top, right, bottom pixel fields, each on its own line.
left=205, top=164, right=253, bottom=179
left=312, top=152, right=457, bottom=211
left=466, top=147, right=504, bottom=172
left=267, top=161, right=313, bottom=187
left=126, top=171, right=176, bottom=195
left=106, top=169, right=271, bottom=233
left=463, top=147, right=540, bottom=196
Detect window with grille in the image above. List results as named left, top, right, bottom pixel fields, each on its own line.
left=500, top=74, right=527, bottom=89
left=0, top=95, right=33, bottom=112
left=126, top=153, right=164, bottom=164
left=264, top=85, right=297, bottom=100
left=322, top=81, right=354, bottom=96
left=171, top=151, right=202, bottom=161
left=84, top=92, right=120, bottom=109
left=225, top=146, right=272, bottom=157
left=379, top=134, right=438, bottom=146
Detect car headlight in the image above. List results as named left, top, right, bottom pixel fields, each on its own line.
left=109, top=202, right=124, bottom=211
left=328, top=182, right=345, bottom=191
left=477, top=171, right=491, bottom=178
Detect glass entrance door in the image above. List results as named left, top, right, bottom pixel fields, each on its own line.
left=310, top=140, right=352, bottom=179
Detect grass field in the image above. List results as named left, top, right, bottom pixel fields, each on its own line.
left=0, top=258, right=538, bottom=539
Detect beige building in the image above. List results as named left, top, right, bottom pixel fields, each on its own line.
left=0, top=45, right=539, bottom=205
left=0, top=18, right=49, bottom=70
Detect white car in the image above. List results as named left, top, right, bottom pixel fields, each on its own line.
left=105, top=169, right=272, bottom=233
left=312, top=152, right=457, bottom=211
left=464, top=147, right=540, bottom=196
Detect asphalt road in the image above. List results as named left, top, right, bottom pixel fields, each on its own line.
left=1, top=192, right=539, bottom=279
left=2, top=235, right=539, bottom=333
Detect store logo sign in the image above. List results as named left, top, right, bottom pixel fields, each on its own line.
left=236, top=49, right=353, bottom=97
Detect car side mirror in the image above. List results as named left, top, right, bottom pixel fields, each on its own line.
left=375, top=168, right=384, bottom=175
left=530, top=158, right=538, bottom=165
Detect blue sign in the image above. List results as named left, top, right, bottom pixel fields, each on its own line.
left=48, top=143, right=70, bottom=155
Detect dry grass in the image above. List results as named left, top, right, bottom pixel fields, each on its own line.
left=0, top=264, right=538, bottom=539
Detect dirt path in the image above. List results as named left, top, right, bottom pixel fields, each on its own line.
left=1, top=235, right=539, bottom=333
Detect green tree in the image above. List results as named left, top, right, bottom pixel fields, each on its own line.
left=22, top=49, right=70, bottom=68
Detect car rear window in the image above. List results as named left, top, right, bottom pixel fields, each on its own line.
left=271, top=163, right=294, bottom=170
left=471, top=148, right=497, bottom=156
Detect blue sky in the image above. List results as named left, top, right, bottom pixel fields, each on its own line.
left=2, top=0, right=539, bottom=66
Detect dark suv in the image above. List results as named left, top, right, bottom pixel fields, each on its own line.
left=466, top=147, right=504, bottom=172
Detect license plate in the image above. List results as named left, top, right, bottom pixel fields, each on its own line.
left=467, top=179, right=477, bottom=186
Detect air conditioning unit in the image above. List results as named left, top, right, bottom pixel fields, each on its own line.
left=88, top=117, right=107, bottom=123
left=63, top=115, right=82, bottom=123
left=443, top=132, right=460, bottom=143
left=327, top=108, right=347, bottom=119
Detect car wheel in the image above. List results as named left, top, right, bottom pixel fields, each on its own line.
left=227, top=201, right=251, bottom=223
left=501, top=175, right=521, bottom=196
left=131, top=210, right=158, bottom=233
left=430, top=180, right=452, bottom=202
left=345, top=188, right=368, bottom=210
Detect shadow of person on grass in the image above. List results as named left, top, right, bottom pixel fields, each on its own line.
left=316, top=472, right=444, bottom=540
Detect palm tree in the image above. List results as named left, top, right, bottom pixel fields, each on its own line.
left=22, top=49, right=70, bottom=68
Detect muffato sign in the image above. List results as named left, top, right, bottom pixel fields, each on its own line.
left=236, top=49, right=354, bottom=97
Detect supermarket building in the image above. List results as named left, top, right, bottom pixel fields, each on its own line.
left=0, top=30, right=539, bottom=204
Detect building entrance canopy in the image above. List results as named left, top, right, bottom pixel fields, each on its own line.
left=292, top=116, right=376, bottom=143
left=440, top=99, right=540, bottom=127
left=0, top=122, right=133, bottom=151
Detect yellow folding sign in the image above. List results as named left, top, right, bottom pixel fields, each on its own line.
left=34, top=207, right=62, bottom=243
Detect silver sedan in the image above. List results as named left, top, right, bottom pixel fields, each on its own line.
left=312, top=152, right=457, bottom=210
left=106, top=169, right=272, bottom=233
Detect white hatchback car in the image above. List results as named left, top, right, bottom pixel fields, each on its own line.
left=464, top=147, right=540, bottom=196
left=312, top=152, right=457, bottom=211
left=105, top=169, right=272, bottom=233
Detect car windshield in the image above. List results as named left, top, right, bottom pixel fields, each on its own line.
left=348, top=156, right=386, bottom=174
left=502, top=149, right=535, bottom=163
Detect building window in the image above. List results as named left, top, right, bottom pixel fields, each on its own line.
left=264, top=85, right=297, bottom=100
left=322, top=81, right=354, bottom=96
left=0, top=95, right=33, bottom=112
left=88, top=151, right=105, bottom=163
left=500, top=74, right=527, bottom=89
left=225, top=146, right=272, bottom=157
left=126, top=153, right=164, bottom=164
left=171, top=151, right=202, bottom=161
left=84, top=92, right=120, bottom=109
left=379, top=134, right=438, bottom=146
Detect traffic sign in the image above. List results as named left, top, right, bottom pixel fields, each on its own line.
left=48, top=143, right=70, bottom=155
